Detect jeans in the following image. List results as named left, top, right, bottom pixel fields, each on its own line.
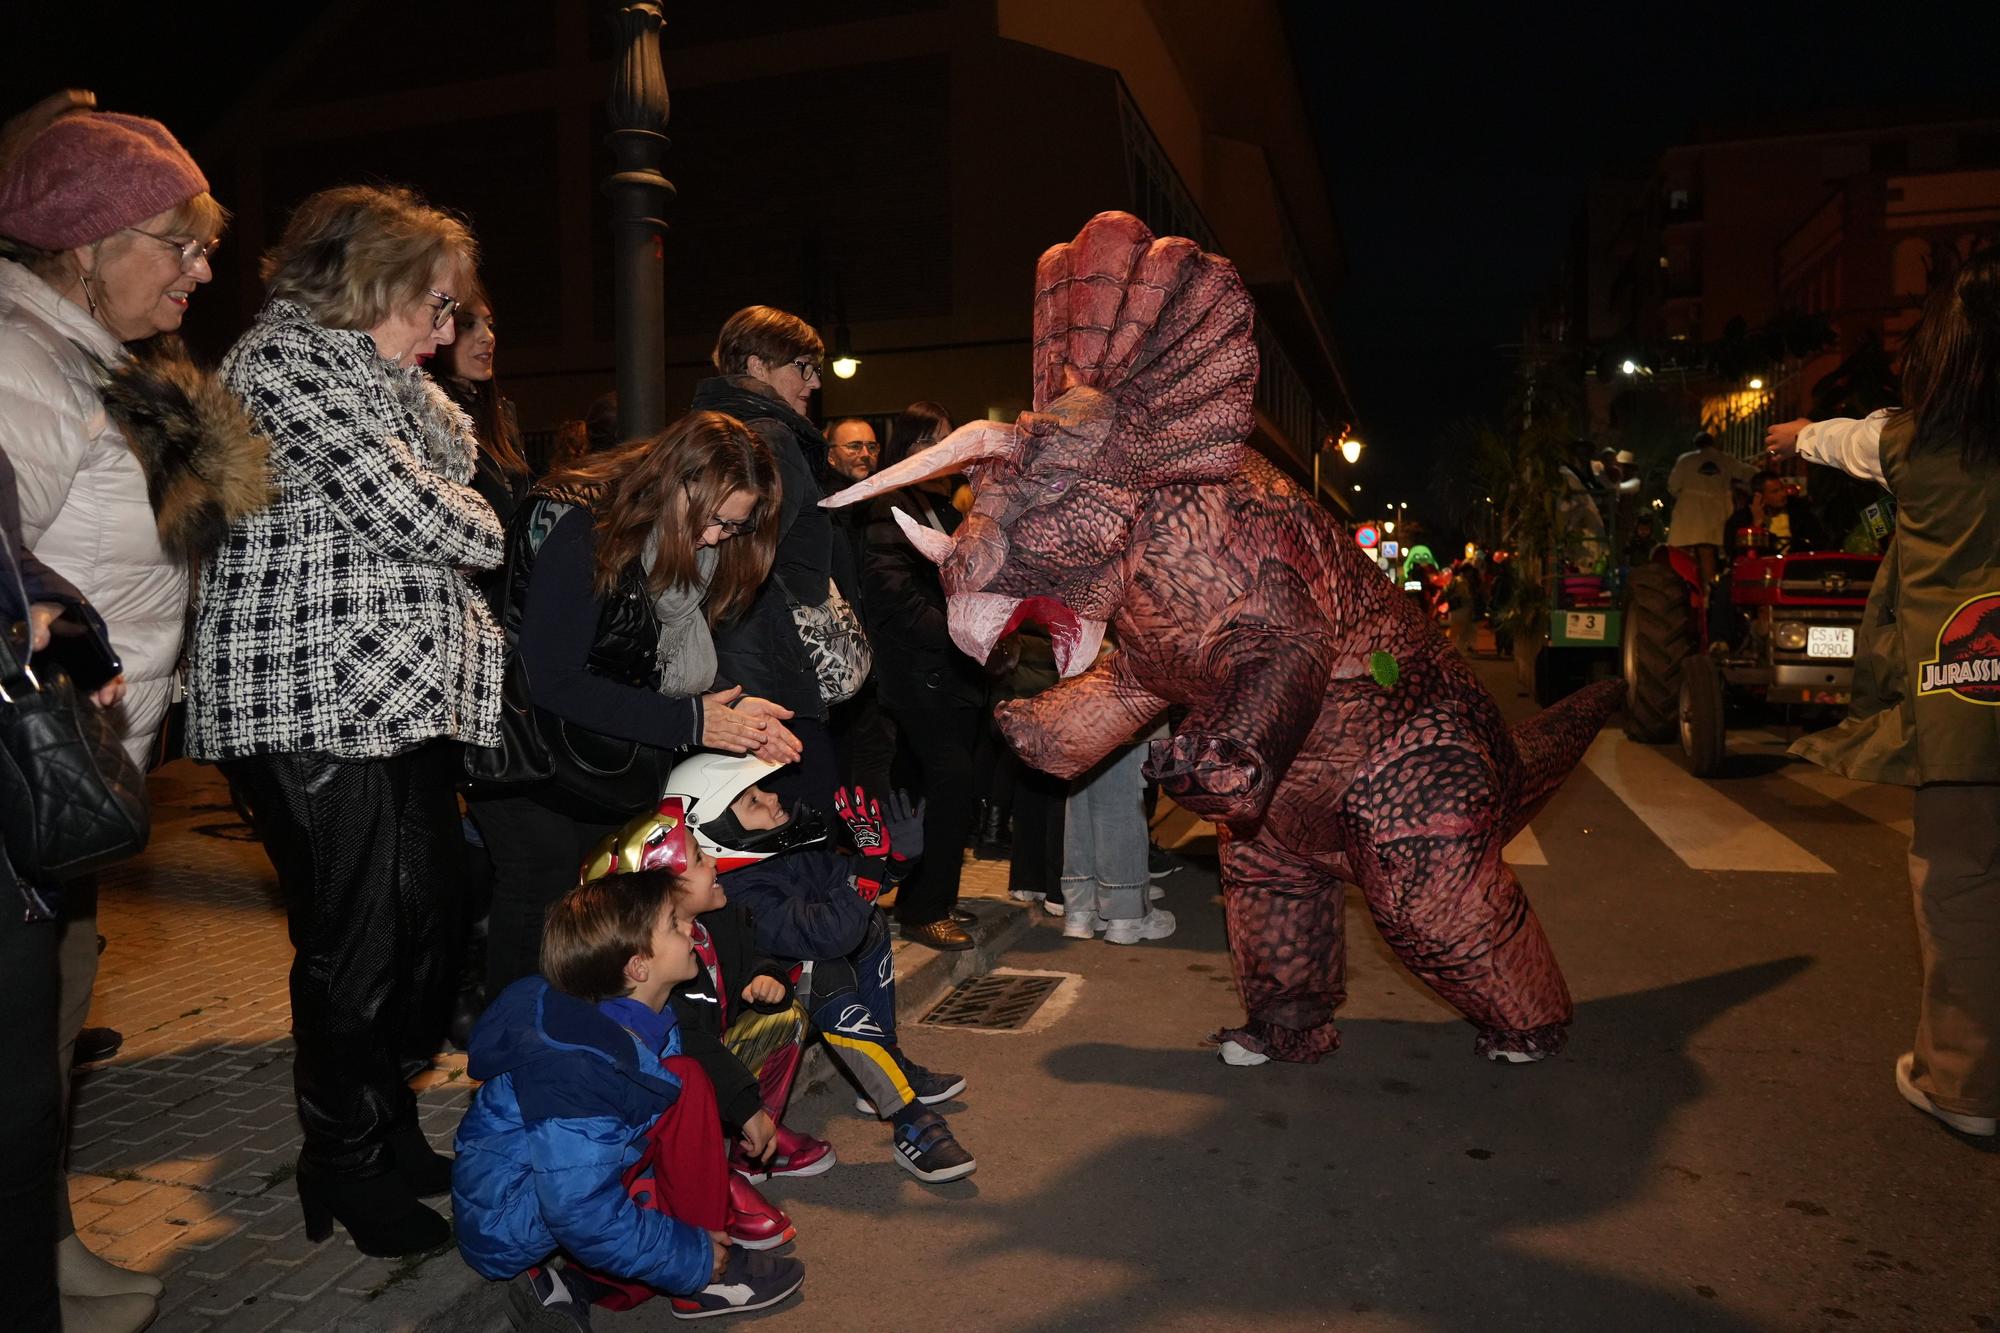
left=1063, top=741, right=1152, bottom=922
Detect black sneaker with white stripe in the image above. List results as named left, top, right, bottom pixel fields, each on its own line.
left=668, top=1248, right=805, bottom=1320
left=891, top=1109, right=977, bottom=1183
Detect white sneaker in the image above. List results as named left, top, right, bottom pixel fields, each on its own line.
left=59, top=1292, right=158, bottom=1333
left=1061, top=909, right=1106, bottom=939
left=1007, top=888, right=1046, bottom=903
left=1148, top=884, right=1165, bottom=901
left=1896, top=1052, right=1997, bottom=1136
left=1217, top=1039, right=1269, bottom=1067
left=1102, top=908, right=1176, bottom=945
left=1041, top=898, right=1065, bottom=917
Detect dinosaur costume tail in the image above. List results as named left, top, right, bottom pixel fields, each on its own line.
left=1505, top=678, right=1625, bottom=840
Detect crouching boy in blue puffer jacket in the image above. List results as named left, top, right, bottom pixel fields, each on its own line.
left=452, top=809, right=805, bottom=1329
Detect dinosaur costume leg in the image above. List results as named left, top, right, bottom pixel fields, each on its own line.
left=1341, top=734, right=1573, bottom=1059
left=1214, top=823, right=1347, bottom=1063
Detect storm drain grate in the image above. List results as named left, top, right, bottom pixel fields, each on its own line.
left=920, top=973, right=1065, bottom=1030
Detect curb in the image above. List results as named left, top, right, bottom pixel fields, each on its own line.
left=354, top=898, right=1033, bottom=1332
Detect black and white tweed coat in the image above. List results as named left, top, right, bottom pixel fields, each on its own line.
left=186, top=299, right=504, bottom=760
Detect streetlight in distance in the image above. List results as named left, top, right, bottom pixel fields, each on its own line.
left=1339, top=435, right=1364, bottom=465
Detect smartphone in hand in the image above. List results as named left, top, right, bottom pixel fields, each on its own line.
left=42, top=605, right=122, bottom=693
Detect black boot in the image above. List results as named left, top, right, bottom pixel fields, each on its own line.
left=298, top=1158, right=450, bottom=1257
left=974, top=802, right=1008, bottom=859
left=387, top=1123, right=455, bottom=1198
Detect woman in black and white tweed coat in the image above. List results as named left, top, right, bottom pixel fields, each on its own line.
left=185, top=185, right=501, bottom=1258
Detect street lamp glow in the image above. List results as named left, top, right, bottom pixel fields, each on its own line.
left=1339, top=436, right=1364, bottom=464
left=1352, top=484, right=1362, bottom=493
left=1384, top=521, right=1395, bottom=534
left=831, top=355, right=860, bottom=379
left=1748, top=376, right=1764, bottom=390
left=1620, top=359, right=1639, bottom=376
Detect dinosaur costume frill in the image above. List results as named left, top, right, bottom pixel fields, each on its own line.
left=824, top=211, right=1623, bottom=1062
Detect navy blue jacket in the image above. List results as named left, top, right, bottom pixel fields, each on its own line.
left=451, top=978, right=710, bottom=1294
left=721, top=845, right=874, bottom=963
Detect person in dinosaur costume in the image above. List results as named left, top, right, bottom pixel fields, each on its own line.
left=822, top=211, right=1624, bottom=1065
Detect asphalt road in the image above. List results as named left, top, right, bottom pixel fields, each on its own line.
left=594, top=656, right=1998, bottom=1333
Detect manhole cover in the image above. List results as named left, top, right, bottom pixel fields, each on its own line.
left=921, top=973, right=1065, bottom=1030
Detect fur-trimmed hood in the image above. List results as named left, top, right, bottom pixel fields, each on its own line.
left=98, top=335, right=273, bottom=562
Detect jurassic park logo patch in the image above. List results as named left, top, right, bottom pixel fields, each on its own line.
left=1918, top=591, right=2000, bottom=704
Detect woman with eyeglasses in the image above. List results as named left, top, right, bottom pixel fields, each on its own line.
left=0, top=89, right=251, bottom=1329
left=185, top=183, right=505, bottom=1259
left=689, top=306, right=843, bottom=812
left=474, top=409, right=800, bottom=1002
left=431, top=273, right=532, bottom=614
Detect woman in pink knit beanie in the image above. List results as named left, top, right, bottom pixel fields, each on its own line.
left=0, top=90, right=237, bottom=1333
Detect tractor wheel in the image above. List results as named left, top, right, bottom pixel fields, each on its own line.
left=1623, top=561, right=1694, bottom=742
left=1679, top=653, right=1728, bottom=777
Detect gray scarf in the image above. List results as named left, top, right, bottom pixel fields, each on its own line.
left=642, top=536, right=718, bottom=696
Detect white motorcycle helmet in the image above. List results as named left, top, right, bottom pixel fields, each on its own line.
left=663, top=751, right=830, bottom=871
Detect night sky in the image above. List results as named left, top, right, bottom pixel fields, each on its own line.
left=9, top=5, right=1997, bottom=543
left=1283, top=3, right=2000, bottom=535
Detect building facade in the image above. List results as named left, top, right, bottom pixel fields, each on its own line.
left=191, top=0, right=1351, bottom=499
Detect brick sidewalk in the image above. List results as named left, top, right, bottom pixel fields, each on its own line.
left=69, top=760, right=1019, bottom=1331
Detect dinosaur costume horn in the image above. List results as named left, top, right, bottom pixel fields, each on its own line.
left=819, top=420, right=1020, bottom=509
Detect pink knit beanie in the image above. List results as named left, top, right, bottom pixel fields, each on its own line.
left=0, top=103, right=208, bottom=252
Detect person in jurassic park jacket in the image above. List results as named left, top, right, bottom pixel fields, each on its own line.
left=1768, top=245, right=2000, bottom=1142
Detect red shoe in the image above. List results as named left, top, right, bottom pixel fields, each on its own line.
left=768, top=1124, right=836, bottom=1179
left=732, top=1123, right=836, bottom=1183
left=726, top=1174, right=796, bottom=1250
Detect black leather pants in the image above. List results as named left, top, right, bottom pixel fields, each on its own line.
left=222, top=744, right=464, bottom=1173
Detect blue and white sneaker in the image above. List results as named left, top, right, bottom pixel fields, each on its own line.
left=891, top=1110, right=977, bottom=1183
left=667, top=1248, right=804, bottom=1321
left=856, top=1052, right=966, bottom=1115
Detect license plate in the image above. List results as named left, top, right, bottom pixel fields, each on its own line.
left=1564, top=611, right=1606, bottom=641
left=1807, top=626, right=1854, bottom=658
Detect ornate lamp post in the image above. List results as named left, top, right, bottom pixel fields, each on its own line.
left=605, top=2, right=675, bottom=439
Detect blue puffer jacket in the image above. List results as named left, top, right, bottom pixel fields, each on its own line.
left=452, top=978, right=710, bottom=1293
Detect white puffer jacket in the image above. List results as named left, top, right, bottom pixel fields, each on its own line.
left=0, top=259, right=185, bottom=767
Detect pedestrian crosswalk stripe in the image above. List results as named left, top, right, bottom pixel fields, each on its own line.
left=1777, top=763, right=1915, bottom=839
left=1502, top=825, right=1548, bottom=866
left=1579, top=733, right=1835, bottom=874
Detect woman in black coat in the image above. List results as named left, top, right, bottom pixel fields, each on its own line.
left=688, top=306, right=841, bottom=815
left=860, top=402, right=986, bottom=951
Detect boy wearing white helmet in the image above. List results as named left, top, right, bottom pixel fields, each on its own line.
left=667, top=753, right=978, bottom=1184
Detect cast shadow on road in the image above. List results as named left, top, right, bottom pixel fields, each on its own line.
left=877, top=958, right=1814, bottom=1333
left=1009, top=957, right=1813, bottom=1333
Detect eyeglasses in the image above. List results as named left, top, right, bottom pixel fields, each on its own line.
left=426, top=290, right=460, bottom=331
left=708, top=514, right=754, bottom=538
left=787, top=357, right=822, bottom=384
left=126, top=227, right=219, bottom=271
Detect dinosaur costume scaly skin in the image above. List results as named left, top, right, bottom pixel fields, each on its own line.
left=826, top=212, right=1623, bottom=1062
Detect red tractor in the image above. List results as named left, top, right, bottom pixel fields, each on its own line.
left=1621, top=538, right=1881, bottom=775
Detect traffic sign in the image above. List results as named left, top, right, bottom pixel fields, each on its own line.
left=1355, top=524, right=1380, bottom=549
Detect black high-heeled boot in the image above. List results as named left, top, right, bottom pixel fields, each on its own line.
left=297, top=1159, right=450, bottom=1257
left=387, top=1123, right=455, bottom=1198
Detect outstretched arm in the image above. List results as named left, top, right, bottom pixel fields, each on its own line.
left=1145, top=563, right=1334, bottom=826
left=995, top=650, right=1166, bottom=779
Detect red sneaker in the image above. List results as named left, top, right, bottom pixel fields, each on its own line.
left=726, top=1174, right=796, bottom=1251
left=731, top=1123, right=836, bottom=1183
left=767, top=1124, right=836, bottom=1178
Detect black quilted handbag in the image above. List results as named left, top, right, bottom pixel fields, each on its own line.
left=0, top=589, right=150, bottom=883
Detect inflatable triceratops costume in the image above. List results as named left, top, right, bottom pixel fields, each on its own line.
left=825, top=211, right=1623, bottom=1063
